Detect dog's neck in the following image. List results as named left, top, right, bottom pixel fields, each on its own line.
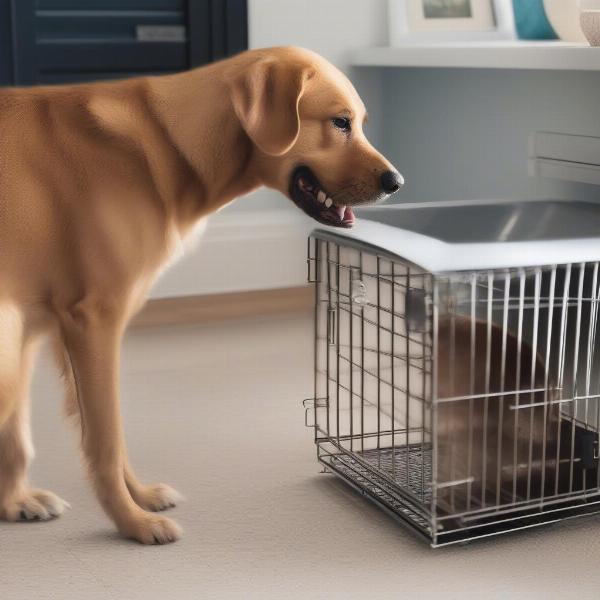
left=146, top=65, right=262, bottom=232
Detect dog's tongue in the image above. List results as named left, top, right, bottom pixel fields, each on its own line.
left=343, top=206, right=355, bottom=224
left=324, top=204, right=355, bottom=227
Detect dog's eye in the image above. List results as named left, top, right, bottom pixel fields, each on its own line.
left=332, top=117, right=352, bottom=132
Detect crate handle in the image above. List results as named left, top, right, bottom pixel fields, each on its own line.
left=303, top=398, right=327, bottom=428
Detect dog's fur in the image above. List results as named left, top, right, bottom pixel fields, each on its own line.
left=0, top=47, right=397, bottom=543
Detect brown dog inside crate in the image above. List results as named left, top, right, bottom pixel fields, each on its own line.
left=436, top=317, right=564, bottom=514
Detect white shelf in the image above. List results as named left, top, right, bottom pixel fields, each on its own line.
left=350, top=41, right=600, bottom=71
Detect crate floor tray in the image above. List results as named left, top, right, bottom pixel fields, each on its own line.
left=320, top=441, right=600, bottom=547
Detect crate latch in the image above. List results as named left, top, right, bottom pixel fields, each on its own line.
left=307, top=237, right=319, bottom=283
left=303, top=397, right=328, bottom=428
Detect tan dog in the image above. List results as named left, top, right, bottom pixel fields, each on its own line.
left=0, top=47, right=401, bottom=543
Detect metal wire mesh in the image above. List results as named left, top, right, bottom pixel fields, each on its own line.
left=359, top=445, right=433, bottom=502
left=306, top=234, right=600, bottom=546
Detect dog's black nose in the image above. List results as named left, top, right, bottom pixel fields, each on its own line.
left=380, top=170, right=404, bottom=194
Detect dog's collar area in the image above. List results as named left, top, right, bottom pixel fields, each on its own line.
left=289, top=166, right=355, bottom=228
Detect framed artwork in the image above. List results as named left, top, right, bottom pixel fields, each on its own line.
left=408, top=0, right=496, bottom=32
left=388, top=0, right=515, bottom=43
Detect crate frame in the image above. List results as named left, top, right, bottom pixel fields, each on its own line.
left=306, top=231, right=600, bottom=547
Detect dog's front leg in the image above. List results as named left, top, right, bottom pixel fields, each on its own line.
left=58, top=298, right=182, bottom=544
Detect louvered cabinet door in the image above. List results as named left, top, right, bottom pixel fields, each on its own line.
left=0, top=0, right=247, bottom=86
left=0, top=1, right=14, bottom=84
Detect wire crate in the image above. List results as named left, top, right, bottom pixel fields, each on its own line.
left=305, top=209, right=600, bottom=547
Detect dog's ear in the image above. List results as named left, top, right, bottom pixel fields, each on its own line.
left=229, top=58, right=313, bottom=156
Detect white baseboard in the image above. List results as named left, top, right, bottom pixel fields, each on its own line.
left=149, top=208, right=314, bottom=299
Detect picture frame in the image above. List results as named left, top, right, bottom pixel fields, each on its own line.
left=407, top=0, right=494, bottom=32
left=388, top=0, right=516, bottom=44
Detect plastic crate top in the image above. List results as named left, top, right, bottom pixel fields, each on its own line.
left=313, top=199, right=600, bottom=273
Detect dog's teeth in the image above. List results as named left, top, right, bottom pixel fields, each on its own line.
left=325, top=197, right=333, bottom=208
left=317, top=190, right=326, bottom=203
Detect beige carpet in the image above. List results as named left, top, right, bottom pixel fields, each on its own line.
left=2, top=314, right=600, bottom=600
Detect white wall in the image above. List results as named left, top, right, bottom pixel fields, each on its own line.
left=248, top=0, right=387, bottom=68
left=380, top=68, right=600, bottom=206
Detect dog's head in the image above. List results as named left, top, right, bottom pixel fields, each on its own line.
left=228, top=47, right=403, bottom=228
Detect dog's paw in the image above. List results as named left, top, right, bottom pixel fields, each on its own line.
left=1, top=489, right=70, bottom=522
left=131, top=483, right=183, bottom=512
left=123, top=512, right=183, bottom=545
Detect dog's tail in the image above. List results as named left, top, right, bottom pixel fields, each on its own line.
left=51, top=334, right=80, bottom=424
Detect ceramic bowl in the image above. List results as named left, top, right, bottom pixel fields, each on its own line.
left=543, top=0, right=588, bottom=41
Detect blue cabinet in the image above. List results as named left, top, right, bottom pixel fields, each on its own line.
left=0, top=1, right=14, bottom=84
left=0, top=0, right=247, bottom=86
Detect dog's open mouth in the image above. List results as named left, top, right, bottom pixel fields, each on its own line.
left=289, top=167, right=355, bottom=228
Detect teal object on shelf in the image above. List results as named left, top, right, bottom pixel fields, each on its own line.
left=512, top=0, right=558, bottom=39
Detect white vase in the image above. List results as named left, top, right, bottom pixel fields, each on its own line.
left=543, top=0, right=588, bottom=41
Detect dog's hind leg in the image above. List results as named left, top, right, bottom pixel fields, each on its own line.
left=0, top=307, right=69, bottom=521
left=0, top=303, right=23, bottom=429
